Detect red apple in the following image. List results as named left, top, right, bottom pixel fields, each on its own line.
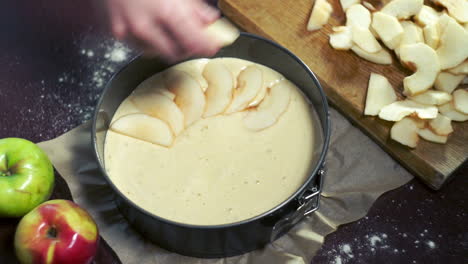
left=14, top=199, right=99, bottom=264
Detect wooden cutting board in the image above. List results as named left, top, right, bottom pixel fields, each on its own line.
left=218, top=0, right=467, bottom=190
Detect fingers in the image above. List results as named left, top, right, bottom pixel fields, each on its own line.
left=163, top=2, right=221, bottom=58
left=193, top=1, right=220, bottom=25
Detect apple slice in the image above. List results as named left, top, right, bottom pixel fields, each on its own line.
left=362, top=1, right=376, bottom=11
left=410, top=90, right=452, bottom=105
left=346, top=4, right=371, bottom=28
left=164, top=70, right=206, bottom=127
left=364, top=73, right=397, bottom=116
left=437, top=13, right=452, bottom=34
left=226, top=65, right=263, bottom=114
left=390, top=117, right=420, bottom=148
left=110, top=114, right=173, bottom=147
left=204, top=18, right=240, bottom=47
left=411, top=117, right=427, bottom=129
left=329, top=26, right=353, bottom=50
left=436, top=17, right=468, bottom=70
left=248, top=65, right=285, bottom=107
left=243, top=79, right=292, bottom=131
left=351, top=46, right=392, bottom=65
left=130, top=92, right=184, bottom=135
left=428, top=114, right=454, bottom=135
left=352, top=26, right=382, bottom=53
left=438, top=102, right=468, bottom=121
left=433, top=0, right=468, bottom=23
left=371, top=12, right=404, bottom=50
left=453, top=89, right=468, bottom=114
left=414, top=5, right=441, bottom=26
left=379, top=100, right=438, bottom=121
left=112, top=99, right=141, bottom=121
left=395, top=21, right=424, bottom=57
left=133, top=72, right=175, bottom=100
left=423, top=22, right=440, bottom=49
left=418, top=128, right=448, bottom=144
left=400, top=43, right=440, bottom=96
left=448, top=61, right=468, bottom=75
left=169, top=59, right=210, bottom=92
left=340, top=0, right=360, bottom=11
left=381, top=0, right=423, bottom=20
left=434, top=72, right=466, bottom=93
left=203, top=60, right=234, bottom=117
left=307, top=0, right=333, bottom=31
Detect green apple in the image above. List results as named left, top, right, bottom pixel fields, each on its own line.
left=0, top=138, right=54, bottom=218
left=15, top=199, right=99, bottom=264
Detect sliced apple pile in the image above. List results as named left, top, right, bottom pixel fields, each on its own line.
left=323, top=0, right=468, bottom=148
left=202, top=60, right=234, bottom=117
left=110, top=114, right=174, bottom=147
left=243, top=79, right=292, bottom=131
left=307, top=0, right=333, bottom=31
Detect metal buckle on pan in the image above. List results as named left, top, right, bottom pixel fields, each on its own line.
left=270, top=166, right=326, bottom=242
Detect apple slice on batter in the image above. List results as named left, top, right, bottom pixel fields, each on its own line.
left=203, top=60, right=234, bottom=117
left=169, top=59, right=210, bottom=92
left=164, top=70, right=206, bottom=127
left=130, top=92, right=184, bottom=135
left=243, top=79, right=292, bottom=131
left=110, top=113, right=174, bottom=147
left=226, top=65, right=263, bottom=114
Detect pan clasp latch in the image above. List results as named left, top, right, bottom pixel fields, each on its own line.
left=270, top=166, right=326, bottom=242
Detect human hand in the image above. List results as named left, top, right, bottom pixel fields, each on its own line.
left=105, top=0, right=221, bottom=62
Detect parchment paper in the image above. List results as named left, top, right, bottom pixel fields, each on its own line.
left=38, top=108, right=412, bottom=263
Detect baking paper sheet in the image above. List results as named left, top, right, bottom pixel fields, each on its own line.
left=39, top=108, right=412, bottom=263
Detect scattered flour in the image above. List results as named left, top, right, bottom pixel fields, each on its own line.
left=341, top=244, right=354, bottom=258
left=426, top=240, right=436, bottom=249
left=333, top=256, right=342, bottom=264
left=369, top=235, right=382, bottom=246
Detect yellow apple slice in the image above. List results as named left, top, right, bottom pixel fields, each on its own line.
left=395, top=21, right=424, bottom=57
left=130, top=92, right=184, bottom=135
left=371, top=12, right=404, bottom=50
left=423, top=22, right=440, bottom=49
left=453, top=89, right=468, bottom=114
left=307, top=0, right=333, bottom=31
left=226, top=65, right=263, bottom=114
left=448, top=61, right=468, bottom=75
left=364, top=73, right=397, bottom=116
left=391, top=117, right=420, bottom=148
left=438, top=102, right=468, bottom=121
left=112, top=99, right=141, bottom=120
left=362, top=1, right=376, bottom=11
left=204, top=18, right=240, bottom=47
left=164, top=70, right=206, bottom=127
left=428, top=114, right=454, bottom=135
left=381, top=0, right=424, bottom=19
left=169, top=59, right=210, bottom=92
left=379, top=100, right=438, bottom=121
left=351, top=46, right=392, bottom=65
left=418, top=128, right=448, bottom=143
left=415, top=5, right=441, bottom=26
left=410, top=90, right=452, bottom=105
left=433, top=0, right=468, bottom=23
left=243, top=79, right=292, bottom=131
left=340, top=0, right=360, bottom=11
left=329, top=26, right=353, bottom=50
left=412, top=117, right=427, bottom=129
left=346, top=4, right=371, bottom=28
left=436, top=17, right=468, bottom=70
left=249, top=65, right=284, bottom=107
left=352, top=26, right=383, bottom=53
left=400, top=43, right=440, bottom=96
left=110, top=114, right=173, bottom=147
left=132, top=72, right=175, bottom=100
left=203, top=60, right=234, bottom=117
left=435, top=72, right=466, bottom=93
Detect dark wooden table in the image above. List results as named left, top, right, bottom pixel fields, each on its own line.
left=0, top=1, right=466, bottom=263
